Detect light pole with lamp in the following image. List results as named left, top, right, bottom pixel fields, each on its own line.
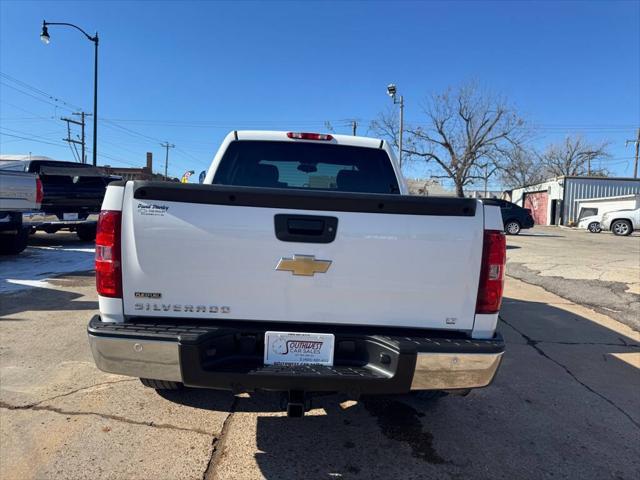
left=386, top=83, right=404, bottom=170
left=40, top=20, right=99, bottom=167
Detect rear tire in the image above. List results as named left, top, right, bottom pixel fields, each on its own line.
left=0, top=228, right=29, bottom=255
left=611, top=220, right=632, bottom=236
left=505, top=220, right=521, bottom=235
left=587, top=222, right=602, bottom=233
left=139, top=378, right=183, bottom=390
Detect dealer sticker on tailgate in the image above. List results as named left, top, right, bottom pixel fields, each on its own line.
left=264, top=331, right=335, bottom=366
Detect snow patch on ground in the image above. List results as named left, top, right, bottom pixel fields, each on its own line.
left=0, top=243, right=94, bottom=294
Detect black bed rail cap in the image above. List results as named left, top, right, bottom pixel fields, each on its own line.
left=132, top=181, right=477, bottom=217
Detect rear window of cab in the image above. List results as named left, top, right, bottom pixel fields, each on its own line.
left=213, top=141, right=400, bottom=194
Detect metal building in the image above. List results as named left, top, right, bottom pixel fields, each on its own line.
left=510, top=176, right=640, bottom=226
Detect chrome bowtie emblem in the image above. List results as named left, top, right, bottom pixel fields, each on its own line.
left=276, top=255, right=332, bottom=276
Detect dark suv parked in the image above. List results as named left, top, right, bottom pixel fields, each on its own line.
left=481, top=199, right=535, bottom=235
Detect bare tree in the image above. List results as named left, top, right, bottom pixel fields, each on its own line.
left=404, top=83, right=525, bottom=197
left=539, top=136, right=610, bottom=177
left=498, top=146, right=546, bottom=188
left=369, top=106, right=401, bottom=153
left=369, top=107, right=421, bottom=173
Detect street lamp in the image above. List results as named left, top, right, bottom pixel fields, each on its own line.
left=40, top=20, right=99, bottom=167
left=39, top=25, right=50, bottom=44
left=386, top=83, right=404, bottom=170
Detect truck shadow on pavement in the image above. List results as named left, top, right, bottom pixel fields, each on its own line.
left=156, top=298, right=639, bottom=480
left=0, top=271, right=97, bottom=317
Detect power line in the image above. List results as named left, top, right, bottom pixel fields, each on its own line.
left=174, top=146, right=208, bottom=167
left=98, top=137, right=150, bottom=158
left=1, top=126, right=63, bottom=141
left=0, top=131, right=68, bottom=148
left=0, top=72, right=84, bottom=111
left=0, top=81, right=75, bottom=112
left=0, top=100, right=59, bottom=122
left=84, top=146, right=141, bottom=168
left=3, top=72, right=635, bottom=177
left=102, top=118, right=345, bottom=126
left=101, top=118, right=164, bottom=143
left=0, top=127, right=63, bottom=142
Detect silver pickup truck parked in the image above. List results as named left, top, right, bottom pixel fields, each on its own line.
left=87, top=131, right=506, bottom=416
left=0, top=170, right=42, bottom=254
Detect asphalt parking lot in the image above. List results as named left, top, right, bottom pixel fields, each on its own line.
left=1, top=229, right=639, bottom=480
left=507, top=226, right=640, bottom=330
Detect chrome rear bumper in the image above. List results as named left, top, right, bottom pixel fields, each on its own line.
left=411, top=352, right=503, bottom=390
left=88, top=316, right=504, bottom=393
left=89, top=335, right=182, bottom=382
left=22, top=212, right=98, bottom=227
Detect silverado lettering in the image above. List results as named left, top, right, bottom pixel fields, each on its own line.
left=133, top=303, right=230, bottom=313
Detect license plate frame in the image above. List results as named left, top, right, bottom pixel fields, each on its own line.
left=264, top=331, right=335, bottom=366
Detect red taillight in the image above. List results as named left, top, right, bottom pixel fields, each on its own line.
left=286, top=132, right=333, bottom=141
left=95, top=210, right=122, bottom=298
left=35, top=177, right=43, bottom=204
left=476, top=230, right=506, bottom=314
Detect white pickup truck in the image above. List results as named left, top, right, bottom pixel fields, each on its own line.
left=88, top=131, right=506, bottom=416
left=0, top=170, right=42, bottom=254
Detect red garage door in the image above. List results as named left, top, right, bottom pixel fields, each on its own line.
left=524, top=191, right=548, bottom=225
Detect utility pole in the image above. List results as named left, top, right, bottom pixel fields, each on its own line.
left=62, top=112, right=91, bottom=163
left=161, top=141, right=175, bottom=180
left=478, top=163, right=490, bottom=197
left=351, top=120, right=357, bottom=136
left=73, top=112, right=90, bottom=163
left=386, top=84, right=404, bottom=170
left=61, top=116, right=84, bottom=162
left=399, top=96, right=404, bottom=170
left=625, top=128, right=640, bottom=179
left=484, top=163, right=489, bottom=198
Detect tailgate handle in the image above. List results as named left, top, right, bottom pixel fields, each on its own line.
left=274, top=214, right=338, bottom=244
left=288, top=219, right=324, bottom=235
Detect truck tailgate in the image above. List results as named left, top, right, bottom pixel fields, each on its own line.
left=120, top=182, right=483, bottom=332
left=0, top=171, right=38, bottom=211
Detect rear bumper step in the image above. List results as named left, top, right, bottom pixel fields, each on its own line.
left=87, top=316, right=504, bottom=394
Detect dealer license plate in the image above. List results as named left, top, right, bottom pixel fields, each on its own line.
left=264, top=331, right=334, bottom=366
